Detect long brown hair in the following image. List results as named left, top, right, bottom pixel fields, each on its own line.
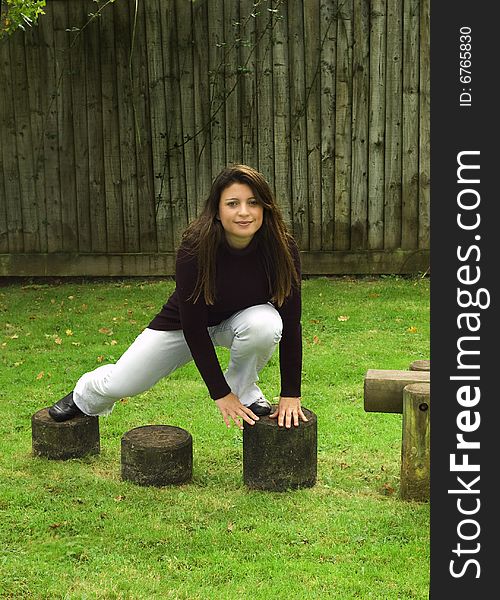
left=181, top=164, right=300, bottom=306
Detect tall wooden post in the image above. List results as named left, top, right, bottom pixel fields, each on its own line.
left=400, top=383, right=430, bottom=501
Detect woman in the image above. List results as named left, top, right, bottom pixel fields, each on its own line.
left=49, top=165, right=307, bottom=430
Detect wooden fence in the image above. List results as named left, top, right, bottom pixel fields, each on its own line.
left=0, top=0, right=430, bottom=276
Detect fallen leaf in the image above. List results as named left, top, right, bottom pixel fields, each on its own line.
left=68, top=296, right=75, bottom=300
left=81, top=304, right=88, bottom=310
left=98, top=327, right=113, bottom=335
left=114, top=495, right=125, bottom=502
left=71, top=342, right=81, bottom=346
left=381, top=483, right=395, bottom=496
left=110, top=340, right=118, bottom=345
left=309, top=319, right=320, bottom=324
left=338, top=315, right=349, bottom=322
left=407, top=326, right=418, bottom=333
left=54, top=337, right=62, bottom=345
left=36, top=371, right=44, bottom=380
left=227, top=522, right=234, bottom=532
left=65, top=329, right=73, bottom=336
left=313, top=335, right=320, bottom=344
left=50, top=299, right=56, bottom=304
left=96, top=355, right=104, bottom=363
left=10, top=334, right=19, bottom=339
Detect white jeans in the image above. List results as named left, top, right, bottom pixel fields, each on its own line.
left=73, top=303, right=283, bottom=416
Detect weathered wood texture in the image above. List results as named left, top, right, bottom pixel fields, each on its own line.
left=409, top=359, right=430, bottom=372
left=121, top=425, right=193, bottom=486
left=400, top=382, right=430, bottom=501
left=363, top=368, right=430, bottom=413
left=243, top=406, right=317, bottom=491
left=32, top=407, right=100, bottom=460
left=0, top=0, right=430, bottom=276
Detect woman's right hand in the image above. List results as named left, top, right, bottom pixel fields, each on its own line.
left=215, top=392, right=259, bottom=430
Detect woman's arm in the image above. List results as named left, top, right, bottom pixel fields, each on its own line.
left=271, top=240, right=307, bottom=426
left=175, top=247, right=231, bottom=400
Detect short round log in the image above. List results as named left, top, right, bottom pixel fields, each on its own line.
left=400, top=383, right=430, bottom=501
left=32, top=408, right=100, bottom=460
left=243, top=407, right=317, bottom=491
left=409, top=359, right=430, bottom=372
left=121, top=425, right=192, bottom=487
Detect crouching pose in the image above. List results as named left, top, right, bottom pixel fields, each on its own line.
left=49, top=164, right=307, bottom=430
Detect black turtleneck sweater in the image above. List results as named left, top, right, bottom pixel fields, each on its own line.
left=148, top=235, right=302, bottom=401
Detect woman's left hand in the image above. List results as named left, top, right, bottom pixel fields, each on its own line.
left=269, top=397, right=308, bottom=428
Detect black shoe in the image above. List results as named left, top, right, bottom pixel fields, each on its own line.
left=248, top=398, right=272, bottom=417
left=48, top=392, right=84, bottom=422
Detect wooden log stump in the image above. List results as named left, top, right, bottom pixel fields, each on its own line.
left=243, top=407, right=317, bottom=491
left=409, top=359, right=430, bottom=372
left=121, top=425, right=192, bottom=487
left=400, top=383, right=430, bottom=501
left=364, top=369, right=430, bottom=413
left=32, top=408, right=100, bottom=460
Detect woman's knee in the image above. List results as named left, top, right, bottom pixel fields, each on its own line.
left=235, top=304, right=283, bottom=347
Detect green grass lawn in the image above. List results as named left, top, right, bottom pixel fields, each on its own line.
left=0, top=276, right=430, bottom=599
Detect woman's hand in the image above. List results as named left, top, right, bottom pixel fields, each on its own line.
left=269, top=397, right=308, bottom=428
left=215, top=392, right=259, bottom=430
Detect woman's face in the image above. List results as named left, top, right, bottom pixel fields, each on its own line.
left=218, top=182, right=264, bottom=249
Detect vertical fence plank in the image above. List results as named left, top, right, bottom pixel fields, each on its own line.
left=0, top=36, right=24, bottom=252
left=133, top=0, right=157, bottom=252
left=288, top=0, right=309, bottom=248
left=157, top=2, right=175, bottom=250
left=368, top=0, right=386, bottom=250
left=38, top=6, right=64, bottom=252
left=384, top=0, right=402, bottom=249
left=85, top=12, right=107, bottom=252
left=192, top=0, right=212, bottom=214
left=53, top=1, right=79, bottom=252
left=115, top=0, right=140, bottom=252
left=0, top=34, right=9, bottom=252
left=334, top=0, right=353, bottom=250
left=24, top=24, right=47, bottom=253
left=224, top=0, right=242, bottom=165
left=146, top=0, right=169, bottom=249
left=100, top=0, right=124, bottom=253
left=67, top=2, right=90, bottom=252
left=177, top=0, right=198, bottom=224
left=350, top=0, right=369, bottom=250
left=401, top=0, right=420, bottom=250
left=272, top=4, right=291, bottom=227
left=209, top=0, right=227, bottom=175
left=320, top=0, right=336, bottom=251
left=304, top=0, right=322, bottom=250
left=255, top=3, right=273, bottom=183
left=418, top=0, right=430, bottom=252
left=165, top=0, right=188, bottom=249
left=9, top=30, right=40, bottom=252
left=239, top=0, right=258, bottom=172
